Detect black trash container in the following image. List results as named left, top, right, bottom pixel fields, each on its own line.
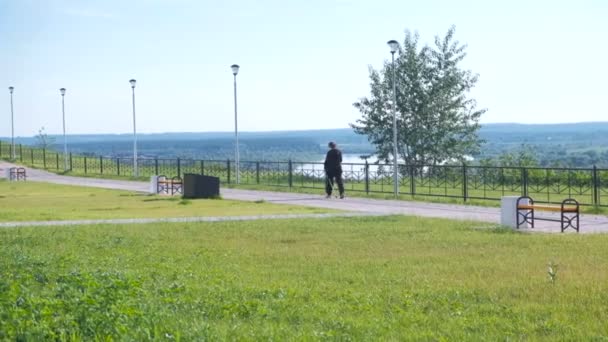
left=183, top=173, right=220, bottom=199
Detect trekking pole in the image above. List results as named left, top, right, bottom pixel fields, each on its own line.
left=326, top=173, right=338, bottom=198
left=325, top=172, right=331, bottom=198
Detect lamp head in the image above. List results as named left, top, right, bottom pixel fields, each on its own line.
left=231, top=64, right=240, bottom=76
left=387, top=40, right=399, bottom=53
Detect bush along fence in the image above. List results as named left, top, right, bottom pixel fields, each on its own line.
left=2, top=141, right=608, bottom=207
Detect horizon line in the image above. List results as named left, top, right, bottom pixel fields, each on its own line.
left=3, top=120, right=608, bottom=139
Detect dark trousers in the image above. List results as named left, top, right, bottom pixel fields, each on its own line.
left=326, top=171, right=344, bottom=195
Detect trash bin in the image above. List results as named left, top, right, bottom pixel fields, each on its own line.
left=183, top=173, right=220, bottom=199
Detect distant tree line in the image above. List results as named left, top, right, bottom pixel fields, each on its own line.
left=477, top=145, right=608, bottom=168
left=62, top=137, right=324, bottom=161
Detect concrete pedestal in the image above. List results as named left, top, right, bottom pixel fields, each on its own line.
left=150, top=175, right=159, bottom=194
left=501, top=196, right=530, bottom=228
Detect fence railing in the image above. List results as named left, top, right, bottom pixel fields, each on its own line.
left=1, top=141, right=607, bottom=207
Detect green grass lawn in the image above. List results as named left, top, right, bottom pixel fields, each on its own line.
left=0, top=180, right=333, bottom=222
left=2, top=216, right=608, bottom=340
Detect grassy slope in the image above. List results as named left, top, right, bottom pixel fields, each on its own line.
left=1, top=216, right=607, bottom=340
left=0, top=180, right=333, bottom=222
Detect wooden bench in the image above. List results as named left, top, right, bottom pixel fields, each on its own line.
left=9, top=167, right=26, bottom=181
left=516, top=196, right=580, bottom=233
left=156, top=175, right=183, bottom=195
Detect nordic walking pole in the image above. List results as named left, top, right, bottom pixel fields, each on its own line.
left=326, top=173, right=337, bottom=198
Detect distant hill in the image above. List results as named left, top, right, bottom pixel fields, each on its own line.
left=5, top=122, right=608, bottom=165
left=9, top=122, right=608, bottom=143
left=8, top=128, right=363, bottom=145
left=6, top=128, right=374, bottom=160
left=480, top=122, right=608, bottom=133
left=477, top=122, right=608, bottom=157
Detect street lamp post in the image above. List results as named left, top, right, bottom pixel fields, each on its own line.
left=387, top=40, right=399, bottom=198
left=231, top=64, right=240, bottom=184
left=129, top=79, right=138, bottom=177
left=60, top=88, right=68, bottom=171
left=8, top=86, right=15, bottom=160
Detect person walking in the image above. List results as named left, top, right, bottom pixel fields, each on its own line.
left=324, top=141, right=344, bottom=199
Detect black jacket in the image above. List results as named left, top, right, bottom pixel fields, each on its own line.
left=324, top=148, right=342, bottom=173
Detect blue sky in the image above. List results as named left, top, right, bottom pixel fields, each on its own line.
left=1, top=0, right=607, bottom=137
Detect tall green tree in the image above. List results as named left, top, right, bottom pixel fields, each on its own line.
left=351, top=26, right=486, bottom=167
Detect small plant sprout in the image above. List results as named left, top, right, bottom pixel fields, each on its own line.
left=547, top=261, right=558, bottom=284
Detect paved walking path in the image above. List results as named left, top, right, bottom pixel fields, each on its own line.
left=2, top=161, right=608, bottom=233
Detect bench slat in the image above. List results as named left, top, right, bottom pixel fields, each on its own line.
left=517, top=205, right=578, bottom=212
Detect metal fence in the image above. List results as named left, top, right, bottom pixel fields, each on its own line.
left=1, top=141, right=607, bottom=206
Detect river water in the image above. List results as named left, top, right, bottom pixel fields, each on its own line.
left=294, top=154, right=385, bottom=173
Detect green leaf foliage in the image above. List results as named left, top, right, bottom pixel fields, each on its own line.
left=352, top=26, right=486, bottom=166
